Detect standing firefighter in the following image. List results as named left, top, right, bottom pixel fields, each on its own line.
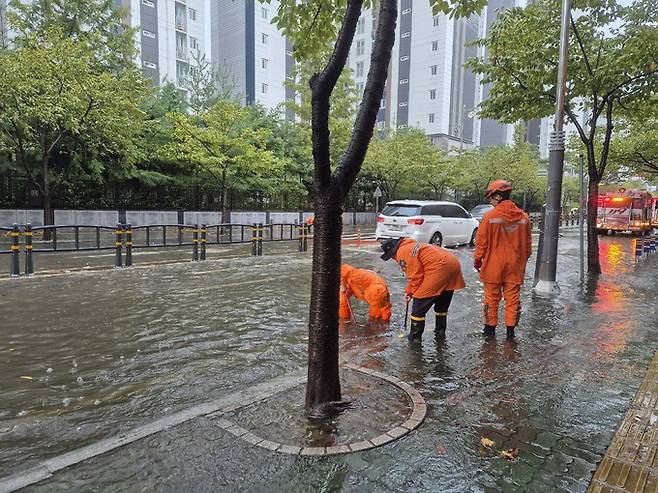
left=474, top=180, right=532, bottom=339
left=340, top=264, right=392, bottom=321
left=380, top=238, right=465, bottom=340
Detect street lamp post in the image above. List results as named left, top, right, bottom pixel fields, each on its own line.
left=533, top=0, right=571, bottom=297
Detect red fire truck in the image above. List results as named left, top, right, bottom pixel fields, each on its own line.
left=596, top=189, right=653, bottom=235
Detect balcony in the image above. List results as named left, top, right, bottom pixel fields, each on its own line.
left=176, top=49, right=188, bottom=62
left=175, top=17, right=187, bottom=32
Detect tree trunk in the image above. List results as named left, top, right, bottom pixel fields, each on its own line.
left=305, top=187, right=343, bottom=409
left=587, top=178, right=601, bottom=274
left=303, top=0, right=397, bottom=413
left=43, top=193, right=54, bottom=241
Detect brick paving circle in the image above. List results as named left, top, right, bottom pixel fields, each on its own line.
left=217, top=364, right=427, bottom=456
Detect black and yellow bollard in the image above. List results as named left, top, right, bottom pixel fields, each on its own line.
left=125, top=223, right=133, bottom=267
left=24, top=223, right=34, bottom=275
left=200, top=224, right=207, bottom=261
left=302, top=223, right=308, bottom=252
left=10, top=223, right=20, bottom=277
left=192, top=224, right=199, bottom=261
left=115, top=223, right=123, bottom=268
left=635, top=238, right=643, bottom=258
left=251, top=223, right=258, bottom=256
left=297, top=221, right=303, bottom=252
left=257, top=223, right=263, bottom=256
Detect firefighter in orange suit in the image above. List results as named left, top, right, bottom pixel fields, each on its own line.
left=380, top=238, right=465, bottom=340
left=474, top=180, right=532, bottom=339
left=339, top=264, right=392, bottom=321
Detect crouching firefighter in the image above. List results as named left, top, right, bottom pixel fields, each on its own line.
left=380, top=238, right=465, bottom=340
left=340, top=264, right=392, bottom=321
left=474, top=180, right=532, bottom=339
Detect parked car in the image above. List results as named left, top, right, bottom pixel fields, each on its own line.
left=470, top=204, right=494, bottom=221
left=375, top=200, right=479, bottom=247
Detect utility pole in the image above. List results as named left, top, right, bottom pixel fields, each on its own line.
left=533, top=0, right=571, bottom=297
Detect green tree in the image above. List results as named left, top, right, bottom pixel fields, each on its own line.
left=285, top=58, right=360, bottom=168
left=7, top=0, right=136, bottom=67
left=468, top=0, right=658, bottom=274
left=268, top=0, right=487, bottom=413
left=169, top=101, right=283, bottom=218
left=363, top=129, right=443, bottom=201
left=185, top=50, right=240, bottom=114
left=0, top=32, right=147, bottom=225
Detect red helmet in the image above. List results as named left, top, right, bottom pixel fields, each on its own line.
left=484, top=180, right=513, bottom=199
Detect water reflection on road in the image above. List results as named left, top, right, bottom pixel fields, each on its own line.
left=2, top=232, right=657, bottom=492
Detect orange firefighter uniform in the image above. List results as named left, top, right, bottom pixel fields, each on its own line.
left=474, top=199, right=532, bottom=329
left=339, top=264, right=392, bottom=321
left=382, top=238, right=465, bottom=339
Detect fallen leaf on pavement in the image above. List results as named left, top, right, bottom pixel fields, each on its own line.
left=500, top=448, right=519, bottom=461
left=481, top=437, right=495, bottom=448
left=435, top=442, right=447, bottom=455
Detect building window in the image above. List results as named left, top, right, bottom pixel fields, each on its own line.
left=262, top=33, right=268, bottom=44
left=262, top=58, right=268, bottom=69
left=143, top=61, right=157, bottom=69
left=401, top=32, right=410, bottom=38
left=380, top=99, right=386, bottom=109
left=430, top=65, right=437, bottom=75
left=429, top=89, right=436, bottom=100
left=357, top=82, right=365, bottom=93
left=402, top=8, right=411, bottom=14
left=400, top=78, right=408, bottom=84
left=142, top=29, right=156, bottom=39
left=356, top=61, right=364, bottom=77
left=399, top=101, right=408, bottom=107
left=357, top=18, right=365, bottom=34
left=261, top=7, right=268, bottom=19
left=428, top=113, right=435, bottom=123
left=432, top=41, right=438, bottom=51
left=356, top=39, right=365, bottom=56
left=190, top=37, right=198, bottom=50
left=433, top=16, right=439, bottom=26
left=377, top=121, right=385, bottom=130
left=189, top=8, right=197, bottom=20
left=262, top=83, right=268, bottom=94
left=400, top=55, right=409, bottom=61
left=142, top=0, right=155, bottom=7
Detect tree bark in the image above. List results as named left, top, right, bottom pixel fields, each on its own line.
left=42, top=156, right=53, bottom=240
left=304, top=0, right=397, bottom=413
left=587, top=178, right=601, bottom=274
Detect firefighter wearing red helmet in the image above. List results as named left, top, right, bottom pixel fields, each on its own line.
left=474, top=180, right=532, bottom=338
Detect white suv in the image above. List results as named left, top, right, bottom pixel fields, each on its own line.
left=375, top=200, right=479, bottom=247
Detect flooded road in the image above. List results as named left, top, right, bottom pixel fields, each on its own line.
left=1, top=231, right=657, bottom=492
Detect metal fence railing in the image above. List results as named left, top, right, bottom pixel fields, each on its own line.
left=0, top=222, right=313, bottom=277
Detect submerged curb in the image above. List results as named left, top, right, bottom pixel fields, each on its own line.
left=218, top=364, right=427, bottom=456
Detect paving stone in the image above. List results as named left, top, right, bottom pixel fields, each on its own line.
left=370, top=434, right=394, bottom=447
left=349, top=440, right=374, bottom=452
left=225, top=424, right=249, bottom=437
left=277, top=445, right=302, bottom=455
left=300, top=447, right=326, bottom=456
left=241, top=432, right=264, bottom=446
left=325, top=445, right=351, bottom=455
left=400, top=418, right=422, bottom=430
left=213, top=418, right=234, bottom=429
left=386, top=426, right=410, bottom=440
left=410, top=392, right=425, bottom=405
left=257, top=440, right=281, bottom=452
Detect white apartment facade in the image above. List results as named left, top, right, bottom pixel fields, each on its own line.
left=211, top=0, right=292, bottom=114
left=115, top=0, right=212, bottom=89
left=348, top=2, right=486, bottom=152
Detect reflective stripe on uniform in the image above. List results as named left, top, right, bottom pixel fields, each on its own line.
left=434, top=311, right=448, bottom=316
left=410, top=315, right=425, bottom=321
left=411, top=242, right=421, bottom=257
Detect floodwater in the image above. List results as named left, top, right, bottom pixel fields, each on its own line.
left=1, top=231, right=657, bottom=492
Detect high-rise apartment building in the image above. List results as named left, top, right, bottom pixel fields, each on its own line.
left=116, top=0, right=212, bottom=89
left=211, top=0, right=292, bottom=113
left=348, top=2, right=485, bottom=151
left=0, top=0, right=8, bottom=49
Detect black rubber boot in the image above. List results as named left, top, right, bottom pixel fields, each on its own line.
left=408, top=319, right=425, bottom=341
left=435, top=315, right=447, bottom=338
left=506, top=326, right=515, bottom=339
left=483, top=325, right=496, bottom=337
